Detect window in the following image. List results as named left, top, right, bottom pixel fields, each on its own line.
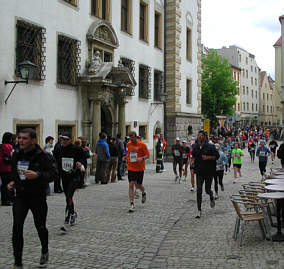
left=155, top=12, right=162, bottom=49
left=91, top=0, right=111, bottom=21
left=121, top=0, right=132, bottom=34
left=263, top=93, right=265, bottom=100
left=57, top=35, right=81, bottom=86
left=139, top=1, right=148, bottom=42
left=255, top=91, right=257, bottom=98
left=63, top=0, right=77, bottom=6
left=16, top=20, right=46, bottom=80
left=255, top=78, right=257, bottom=86
left=186, top=79, right=192, bottom=105
left=238, top=103, right=240, bottom=111
left=126, top=125, right=131, bottom=136
left=154, top=70, right=164, bottom=102
left=267, top=93, right=269, bottom=100
left=271, top=106, right=272, bottom=113
left=256, top=104, right=257, bottom=111
left=267, top=105, right=269, bottom=113
left=243, top=102, right=245, bottom=111
left=139, top=64, right=151, bottom=99
left=263, top=105, right=265, bottom=112
left=243, top=86, right=245, bottom=94
left=186, top=27, right=192, bottom=61
left=255, top=67, right=257, bottom=73
left=247, top=102, right=249, bottom=111
left=246, top=70, right=248, bottom=78
left=252, top=103, right=254, bottom=112
left=139, top=125, right=147, bottom=140
left=57, top=123, right=77, bottom=142
left=251, top=90, right=253, bottom=98
left=246, top=57, right=248, bottom=64
left=16, top=123, right=41, bottom=145
left=251, top=66, right=253, bottom=72
left=246, top=87, right=248, bottom=95
left=239, top=54, right=241, bottom=62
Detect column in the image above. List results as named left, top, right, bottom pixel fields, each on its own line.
left=91, top=99, right=101, bottom=174
left=81, top=89, right=91, bottom=140
left=118, top=99, right=127, bottom=139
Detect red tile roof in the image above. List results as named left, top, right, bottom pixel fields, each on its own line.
left=274, top=36, right=282, bottom=47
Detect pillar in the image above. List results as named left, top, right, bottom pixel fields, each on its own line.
left=280, top=15, right=284, bottom=125
left=81, top=89, right=91, bottom=140
left=118, top=99, right=127, bottom=139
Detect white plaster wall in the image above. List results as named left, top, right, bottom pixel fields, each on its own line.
left=180, top=0, right=199, bottom=114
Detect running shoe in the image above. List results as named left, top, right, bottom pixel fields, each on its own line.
left=195, top=210, right=201, bottom=218
left=60, top=223, right=69, bottom=232
left=142, top=192, right=147, bottom=204
left=210, top=199, right=215, bottom=208
left=129, top=203, right=135, bottom=213
left=70, top=212, right=78, bottom=226
left=190, top=187, right=195, bottom=192
left=214, top=193, right=219, bottom=200
left=175, top=175, right=179, bottom=182
left=39, top=252, right=49, bottom=268
left=221, top=186, right=224, bottom=191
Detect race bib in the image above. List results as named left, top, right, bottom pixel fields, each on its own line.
left=62, top=158, right=74, bottom=172
left=182, top=153, right=187, bottom=159
left=270, top=145, right=275, bottom=148
left=17, top=161, right=30, bottom=180
left=174, top=150, right=180, bottom=157
left=259, top=151, right=266, bottom=157
left=130, top=151, right=138, bottom=162
left=234, top=153, right=239, bottom=158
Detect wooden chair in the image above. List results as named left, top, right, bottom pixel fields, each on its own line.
left=231, top=195, right=267, bottom=246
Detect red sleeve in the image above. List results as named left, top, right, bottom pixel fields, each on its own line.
left=2, top=144, right=13, bottom=156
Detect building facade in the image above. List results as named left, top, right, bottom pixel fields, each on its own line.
left=0, top=0, right=201, bottom=164
left=216, top=46, right=260, bottom=126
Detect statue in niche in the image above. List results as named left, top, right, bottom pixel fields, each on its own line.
left=88, top=51, right=102, bottom=73
left=118, top=59, right=124, bottom=68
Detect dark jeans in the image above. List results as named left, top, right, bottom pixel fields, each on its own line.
left=225, top=157, right=231, bottom=171
left=213, top=170, right=224, bottom=194
left=196, top=174, right=214, bottom=211
left=259, top=161, right=267, bottom=176
left=117, top=157, right=123, bottom=180
left=12, top=195, right=48, bottom=266
left=62, top=175, right=77, bottom=217
left=0, top=172, right=12, bottom=204
left=95, top=161, right=108, bottom=183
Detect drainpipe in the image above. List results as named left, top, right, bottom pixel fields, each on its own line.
left=280, top=15, right=284, bottom=125
left=163, top=0, right=167, bottom=149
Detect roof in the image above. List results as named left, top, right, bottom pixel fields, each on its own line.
left=260, top=71, right=266, bottom=87
left=274, top=36, right=282, bottom=47
left=279, top=15, right=284, bottom=22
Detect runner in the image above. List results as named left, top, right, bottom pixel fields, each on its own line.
left=181, top=140, right=190, bottom=182
left=171, top=137, right=183, bottom=183
left=231, top=142, right=244, bottom=183
left=123, top=131, right=149, bottom=213
left=213, top=144, right=227, bottom=199
left=192, top=130, right=219, bottom=218
left=256, top=140, right=270, bottom=179
left=58, top=132, right=85, bottom=232
left=269, top=136, right=278, bottom=164
left=248, top=139, right=256, bottom=162
left=222, top=140, right=231, bottom=173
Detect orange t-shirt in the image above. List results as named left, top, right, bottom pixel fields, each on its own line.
left=127, top=140, right=149, bottom=172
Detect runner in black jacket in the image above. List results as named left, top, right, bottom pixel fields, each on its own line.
left=7, top=128, right=56, bottom=268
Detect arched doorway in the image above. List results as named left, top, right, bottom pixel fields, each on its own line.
left=101, top=106, right=112, bottom=136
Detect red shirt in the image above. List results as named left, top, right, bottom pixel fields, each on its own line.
left=0, top=143, right=13, bottom=173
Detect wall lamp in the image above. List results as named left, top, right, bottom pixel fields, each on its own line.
left=4, top=60, right=37, bottom=104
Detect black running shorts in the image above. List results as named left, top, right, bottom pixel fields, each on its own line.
left=128, top=170, right=144, bottom=185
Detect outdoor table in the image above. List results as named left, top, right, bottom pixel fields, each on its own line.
left=270, top=175, right=284, bottom=179
left=261, top=188, right=284, bottom=241
left=265, top=179, right=284, bottom=185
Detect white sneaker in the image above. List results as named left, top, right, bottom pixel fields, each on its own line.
left=195, top=210, right=201, bottom=218
left=60, top=223, right=68, bottom=233
left=215, top=193, right=219, bottom=200
left=190, top=187, right=195, bottom=192
left=129, top=203, right=135, bottom=213
left=178, top=177, right=181, bottom=184
left=175, top=175, right=179, bottom=182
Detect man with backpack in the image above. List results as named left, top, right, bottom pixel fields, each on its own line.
left=7, top=128, right=57, bottom=269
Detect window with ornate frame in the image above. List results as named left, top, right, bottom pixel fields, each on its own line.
left=16, top=20, right=46, bottom=80
left=63, top=0, right=78, bottom=7
left=154, top=70, right=163, bottom=101
left=121, top=0, right=132, bottom=34
left=91, top=0, right=111, bottom=21
left=154, top=11, right=162, bottom=49
left=186, top=27, right=192, bottom=61
left=139, top=64, right=151, bottom=99
left=139, top=1, right=148, bottom=42
left=57, top=35, right=81, bottom=86
left=186, top=79, right=192, bottom=105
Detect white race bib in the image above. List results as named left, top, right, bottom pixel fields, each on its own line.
left=62, top=158, right=74, bottom=172
left=129, top=152, right=138, bottom=162
left=17, top=161, right=30, bottom=180
left=174, top=150, right=180, bottom=157
left=259, top=151, right=266, bottom=157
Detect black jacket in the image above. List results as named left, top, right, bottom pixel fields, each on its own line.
left=192, top=142, right=219, bottom=176
left=11, top=144, right=54, bottom=196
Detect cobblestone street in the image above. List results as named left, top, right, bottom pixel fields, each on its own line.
left=1, top=151, right=284, bottom=269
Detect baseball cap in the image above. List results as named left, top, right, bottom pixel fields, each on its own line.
left=182, top=140, right=187, bottom=143
left=61, top=131, right=72, bottom=140
left=176, top=137, right=180, bottom=140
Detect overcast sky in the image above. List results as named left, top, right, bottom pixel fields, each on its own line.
left=201, top=0, right=284, bottom=79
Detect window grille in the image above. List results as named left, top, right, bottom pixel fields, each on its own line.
left=121, top=57, right=135, bottom=77
left=16, top=20, right=46, bottom=80
left=154, top=70, right=163, bottom=101
left=139, top=64, right=151, bottom=99
left=57, top=35, right=81, bottom=86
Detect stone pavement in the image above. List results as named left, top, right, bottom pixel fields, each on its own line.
left=1, top=151, right=284, bottom=269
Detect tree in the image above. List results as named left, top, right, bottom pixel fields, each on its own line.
left=201, top=50, right=238, bottom=127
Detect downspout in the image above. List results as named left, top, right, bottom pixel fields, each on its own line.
left=163, top=0, right=167, bottom=150
left=280, top=15, right=284, bottom=125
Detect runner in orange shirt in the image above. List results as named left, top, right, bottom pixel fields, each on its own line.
left=123, top=131, right=149, bottom=212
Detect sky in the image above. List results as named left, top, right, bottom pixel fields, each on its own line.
left=201, top=0, right=284, bottom=79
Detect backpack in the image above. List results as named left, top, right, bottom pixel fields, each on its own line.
left=277, top=143, right=284, bottom=160
left=44, top=151, right=60, bottom=183
left=0, top=144, right=12, bottom=165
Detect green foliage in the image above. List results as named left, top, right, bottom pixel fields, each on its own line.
left=201, top=50, right=238, bottom=127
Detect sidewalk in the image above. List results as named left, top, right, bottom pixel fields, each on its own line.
left=0, top=152, right=284, bottom=269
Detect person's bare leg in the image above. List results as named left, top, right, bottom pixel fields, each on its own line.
left=129, top=181, right=135, bottom=203
left=190, top=169, right=195, bottom=188
left=135, top=182, right=145, bottom=193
